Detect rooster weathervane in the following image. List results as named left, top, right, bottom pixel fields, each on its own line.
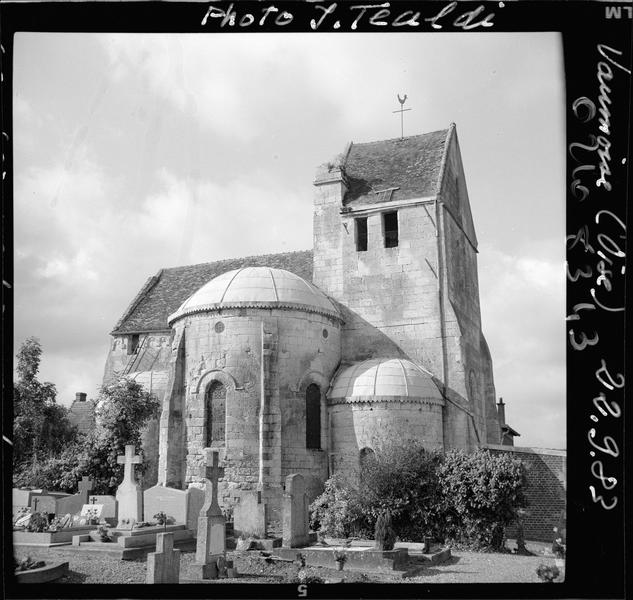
left=393, top=94, right=412, bottom=139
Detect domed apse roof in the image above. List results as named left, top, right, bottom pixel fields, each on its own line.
left=329, top=358, right=443, bottom=401
left=168, top=267, right=340, bottom=324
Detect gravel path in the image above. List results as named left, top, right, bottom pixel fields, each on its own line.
left=13, top=540, right=564, bottom=585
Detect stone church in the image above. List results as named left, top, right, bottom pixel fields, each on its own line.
left=102, top=123, right=519, bottom=519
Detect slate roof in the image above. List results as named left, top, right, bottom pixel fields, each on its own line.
left=112, top=250, right=313, bottom=334
left=343, top=128, right=450, bottom=207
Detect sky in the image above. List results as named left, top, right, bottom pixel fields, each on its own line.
left=12, top=32, right=566, bottom=449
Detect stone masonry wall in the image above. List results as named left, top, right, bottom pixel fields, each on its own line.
left=329, top=400, right=444, bottom=477
left=487, top=445, right=566, bottom=542
left=174, top=307, right=340, bottom=515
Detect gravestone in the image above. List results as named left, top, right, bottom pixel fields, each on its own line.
left=90, top=495, right=117, bottom=521
left=146, top=532, right=181, bottom=584
left=57, top=476, right=94, bottom=516
left=115, top=445, right=143, bottom=522
left=282, top=473, right=310, bottom=548
left=144, top=486, right=188, bottom=525
left=234, top=491, right=267, bottom=539
left=31, top=495, right=57, bottom=515
left=186, top=486, right=205, bottom=534
left=192, top=450, right=226, bottom=580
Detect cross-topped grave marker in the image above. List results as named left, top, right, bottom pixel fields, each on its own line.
left=117, top=445, right=142, bottom=485
left=78, top=476, right=94, bottom=504
left=193, top=449, right=226, bottom=579
left=199, top=449, right=224, bottom=515
left=89, top=496, right=98, bottom=505
left=115, top=444, right=143, bottom=523
left=146, top=532, right=181, bottom=584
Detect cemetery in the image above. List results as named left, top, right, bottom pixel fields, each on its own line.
left=10, top=330, right=566, bottom=585
left=12, top=440, right=566, bottom=584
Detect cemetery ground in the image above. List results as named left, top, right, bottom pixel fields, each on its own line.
left=15, top=539, right=557, bottom=584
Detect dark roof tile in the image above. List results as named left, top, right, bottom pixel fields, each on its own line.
left=343, top=129, right=449, bottom=206
left=112, top=250, right=313, bottom=334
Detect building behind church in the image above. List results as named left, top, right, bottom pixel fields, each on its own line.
left=103, top=124, right=535, bottom=529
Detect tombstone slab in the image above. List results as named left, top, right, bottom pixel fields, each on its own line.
left=144, top=485, right=188, bottom=525
left=146, top=532, right=181, bottom=584
left=282, top=473, right=310, bottom=548
left=234, top=492, right=267, bottom=539
left=31, top=495, right=57, bottom=515
left=115, top=445, right=143, bottom=521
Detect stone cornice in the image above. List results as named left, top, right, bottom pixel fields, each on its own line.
left=327, top=395, right=445, bottom=407
left=168, top=301, right=343, bottom=326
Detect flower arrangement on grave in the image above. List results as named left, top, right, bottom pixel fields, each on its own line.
left=15, top=555, right=45, bottom=572
left=85, top=507, right=100, bottom=525
left=47, top=517, right=62, bottom=532
left=153, top=511, right=168, bottom=530
left=536, top=563, right=560, bottom=582
left=333, top=549, right=347, bottom=571
left=27, top=512, right=49, bottom=533
left=96, top=524, right=112, bottom=542
left=133, top=521, right=152, bottom=529
left=374, top=510, right=396, bottom=551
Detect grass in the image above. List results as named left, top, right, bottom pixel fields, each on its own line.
left=12, top=540, right=563, bottom=584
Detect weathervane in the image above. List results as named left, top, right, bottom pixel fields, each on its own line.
left=392, top=94, right=411, bottom=139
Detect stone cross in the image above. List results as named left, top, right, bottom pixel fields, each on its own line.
left=117, top=445, right=142, bottom=485
left=199, top=449, right=224, bottom=513
left=78, top=476, right=94, bottom=504
left=32, top=497, right=39, bottom=512
left=89, top=496, right=98, bottom=505
left=146, top=532, right=181, bottom=584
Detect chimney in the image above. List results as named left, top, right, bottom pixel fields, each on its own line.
left=75, top=392, right=87, bottom=403
left=496, top=397, right=506, bottom=426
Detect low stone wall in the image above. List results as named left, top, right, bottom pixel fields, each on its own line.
left=486, top=445, right=566, bottom=543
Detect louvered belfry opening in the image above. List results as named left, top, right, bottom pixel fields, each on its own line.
left=306, top=383, right=321, bottom=449
left=206, top=381, right=226, bottom=446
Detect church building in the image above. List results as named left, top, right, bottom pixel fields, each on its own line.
left=102, top=123, right=518, bottom=519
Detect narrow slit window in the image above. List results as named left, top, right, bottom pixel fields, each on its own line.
left=384, top=211, right=398, bottom=248
left=306, top=384, right=321, bottom=449
left=355, top=218, right=368, bottom=252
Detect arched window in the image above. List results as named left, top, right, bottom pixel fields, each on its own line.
left=206, top=381, right=226, bottom=447
left=306, top=383, right=321, bottom=449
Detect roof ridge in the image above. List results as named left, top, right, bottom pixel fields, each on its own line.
left=352, top=127, right=450, bottom=147
left=160, top=249, right=312, bottom=273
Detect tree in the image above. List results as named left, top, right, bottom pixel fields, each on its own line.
left=79, top=377, right=160, bottom=493
left=13, top=337, right=78, bottom=470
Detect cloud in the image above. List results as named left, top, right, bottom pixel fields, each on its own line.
left=479, top=243, right=566, bottom=448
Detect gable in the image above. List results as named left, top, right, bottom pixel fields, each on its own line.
left=112, top=250, right=313, bottom=334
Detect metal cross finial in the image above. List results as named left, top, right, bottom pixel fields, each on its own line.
left=393, top=93, right=412, bottom=139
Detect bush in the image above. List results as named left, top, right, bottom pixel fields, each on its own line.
left=310, top=445, right=527, bottom=551
left=309, top=473, right=366, bottom=538
left=439, top=449, right=527, bottom=550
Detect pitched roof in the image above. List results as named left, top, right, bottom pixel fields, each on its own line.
left=111, top=250, right=313, bottom=334
left=343, top=128, right=450, bottom=207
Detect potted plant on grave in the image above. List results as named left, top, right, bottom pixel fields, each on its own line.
left=15, top=555, right=45, bottom=573
left=536, top=563, right=560, bottom=582
left=333, top=549, right=347, bottom=571
left=47, top=517, right=62, bottom=533
left=96, top=524, right=112, bottom=542
left=153, top=511, right=168, bottom=531
left=27, top=512, right=49, bottom=533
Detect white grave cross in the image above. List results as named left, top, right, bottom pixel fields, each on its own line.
left=117, top=445, right=142, bottom=486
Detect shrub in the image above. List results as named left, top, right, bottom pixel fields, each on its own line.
left=536, top=563, right=560, bottom=582
left=15, top=556, right=45, bottom=572
left=309, top=473, right=366, bottom=538
left=27, top=513, right=49, bottom=533
left=310, top=444, right=527, bottom=551
left=295, top=568, right=324, bottom=584
left=439, top=449, right=527, bottom=550
left=374, top=511, right=396, bottom=551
